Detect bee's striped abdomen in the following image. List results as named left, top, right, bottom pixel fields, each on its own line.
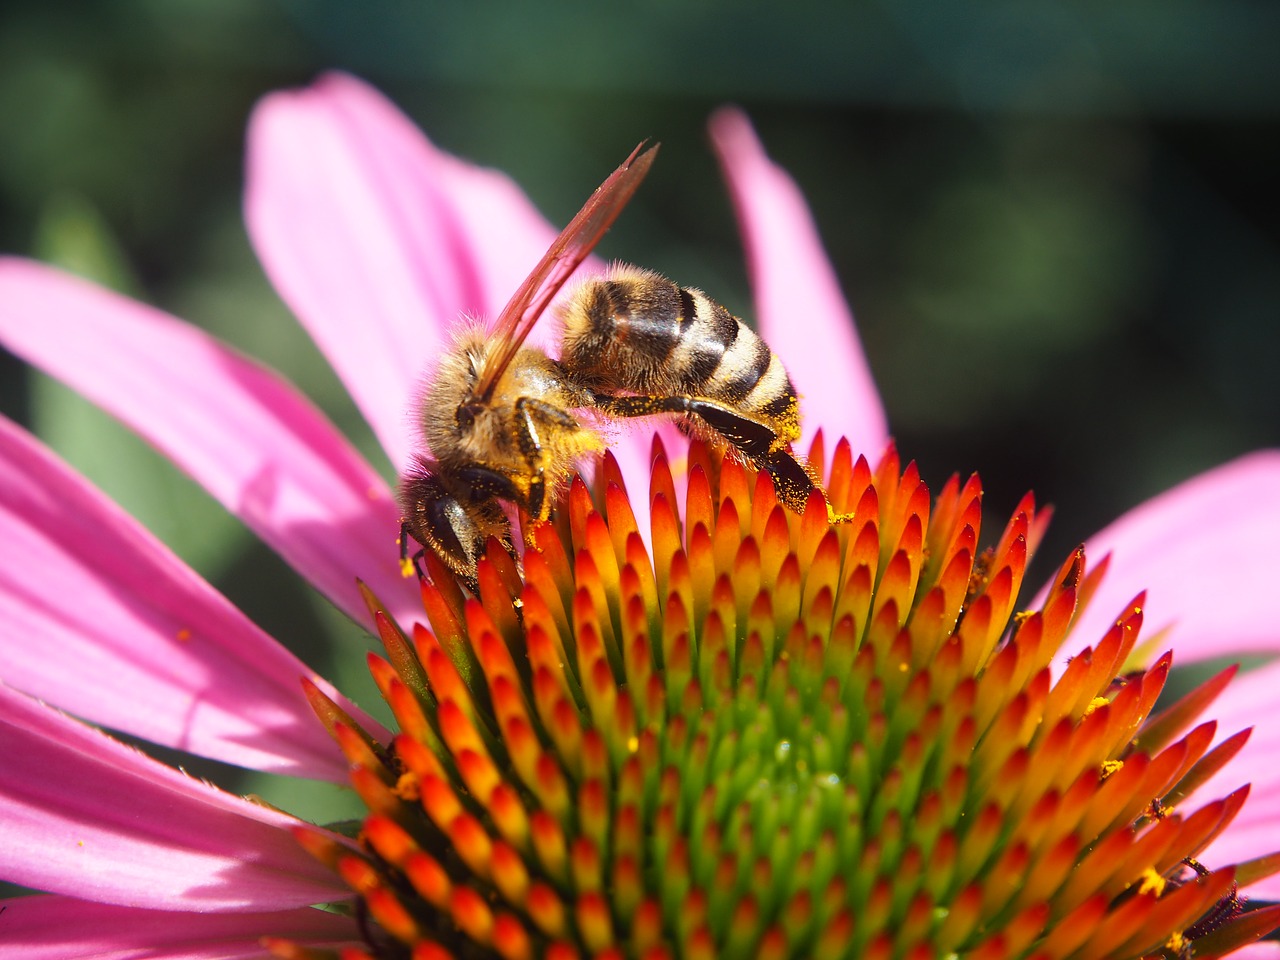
left=560, top=266, right=800, bottom=441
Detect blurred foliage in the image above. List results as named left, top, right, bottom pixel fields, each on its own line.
left=1, top=0, right=1278, bottom=817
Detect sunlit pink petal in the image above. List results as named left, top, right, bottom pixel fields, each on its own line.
left=0, top=414, right=384, bottom=780
left=0, top=683, right=347, bottom=912
left=0, top=895, right=356, bottom=959
left=1059, top=451, right=1280, bottom=662
left=1234, top=945, right=1280, bottom=959
left=1180, top=659, right=1280, bottom=898
left=245, top=71, right=558, bottom=471
left=709, top=107, right=888, bottom=457
left=0, top=257, right=418, bottom=629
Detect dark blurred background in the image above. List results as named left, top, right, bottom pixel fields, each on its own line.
left=1, top=1, right=1278, bottom=815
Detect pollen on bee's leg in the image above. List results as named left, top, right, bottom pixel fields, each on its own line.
left=397, top=520, right=424, bottom=579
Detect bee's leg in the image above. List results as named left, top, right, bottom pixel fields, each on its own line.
left=590, top=391, right=847, bottom=520
left=513, top=398, right=581, bottom=521
left=755, top=446, right=825, bottom=514
left=453, top=465, right=523, bottom=504
left=589, top=392, right=779, bottom=456
left=450, top=465, right=526, bottom=571
left=398, top=518, right=428, bottom=579
left=750, top=445, right=854, bottom=523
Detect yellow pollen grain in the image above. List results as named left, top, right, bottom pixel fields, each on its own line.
left=400, top=556, right=416, bottom=579
left=1012, top=610, right=1034, bottom=627
left=627, top=736, right=639, bottom=753
left=395, top=771, right=422, bottom=802
left=1083, top=696, right=1110, bottom=717
left=1099, top=760, right=1124, bottom=780
left=1137, top=868, right=1166, bottom=896
left=1164, top=932, right=1188, bottom=954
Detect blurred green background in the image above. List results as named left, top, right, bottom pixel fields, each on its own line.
left=2, top=1, right=1278, bottom=820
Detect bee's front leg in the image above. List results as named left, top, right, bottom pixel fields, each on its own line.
left=513, top=397, right=581, bottom=521
left=398, top=518, right=427, bottom=579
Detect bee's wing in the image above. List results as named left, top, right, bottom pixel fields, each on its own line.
left=470, top=142, right=658, bottom=403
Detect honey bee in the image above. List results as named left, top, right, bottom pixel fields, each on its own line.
left=401, top=143, right=841, bottom=592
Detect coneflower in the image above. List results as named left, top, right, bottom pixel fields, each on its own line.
left=281, top=438, right=1280, bottom=959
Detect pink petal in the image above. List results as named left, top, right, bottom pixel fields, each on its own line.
left=709, top=107, right=888, bottom=458
left=1058, top=451, right=1280, bottom=662
left=0, top=895, right=355, bottom=960
left=0, top=684, right=347, bottom=912
left=245, top=72, right=558, bottom=471
left=0, top=257, right=419, bottom=629
left=0, top=415, right=384, bottom=780
left=1183, top=659, right=1280, bottom=897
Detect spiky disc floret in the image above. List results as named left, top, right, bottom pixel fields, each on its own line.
left=284, top=436, right=1280, bottom=960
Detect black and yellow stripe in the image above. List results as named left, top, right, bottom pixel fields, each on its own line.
left=560, top=266, right=800, bottom=440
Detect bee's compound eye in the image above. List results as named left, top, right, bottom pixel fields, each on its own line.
left=456, top=402, right=482, bottom=433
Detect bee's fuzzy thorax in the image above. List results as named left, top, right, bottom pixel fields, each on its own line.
left=417, top=323, right=491, bottom=463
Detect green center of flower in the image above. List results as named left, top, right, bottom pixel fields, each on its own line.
left=275, top=435, right=1279, bottom=960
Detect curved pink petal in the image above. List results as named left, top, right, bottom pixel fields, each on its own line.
left=0, top=684, right=347, bottom=912
left=709, top=107, right=888, bottom=458
left=1184, top=660, right=1280, bottom=898
left=0, top=257, right=419, bottom=629
left=245, top=71, right=558, bottom=471
left=0, top=895, right=356, bottom=960
left=0, top=415, right=384, bottom=780
left=1058, top=451, right=1280, bottom=662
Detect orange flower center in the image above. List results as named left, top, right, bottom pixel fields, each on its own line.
left=278, top=435, right=1279, bottom=960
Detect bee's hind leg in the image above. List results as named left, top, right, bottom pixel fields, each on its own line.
left=590, top=392, right=779, bottom=458
left=590, top=391, right=850, bottom=521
